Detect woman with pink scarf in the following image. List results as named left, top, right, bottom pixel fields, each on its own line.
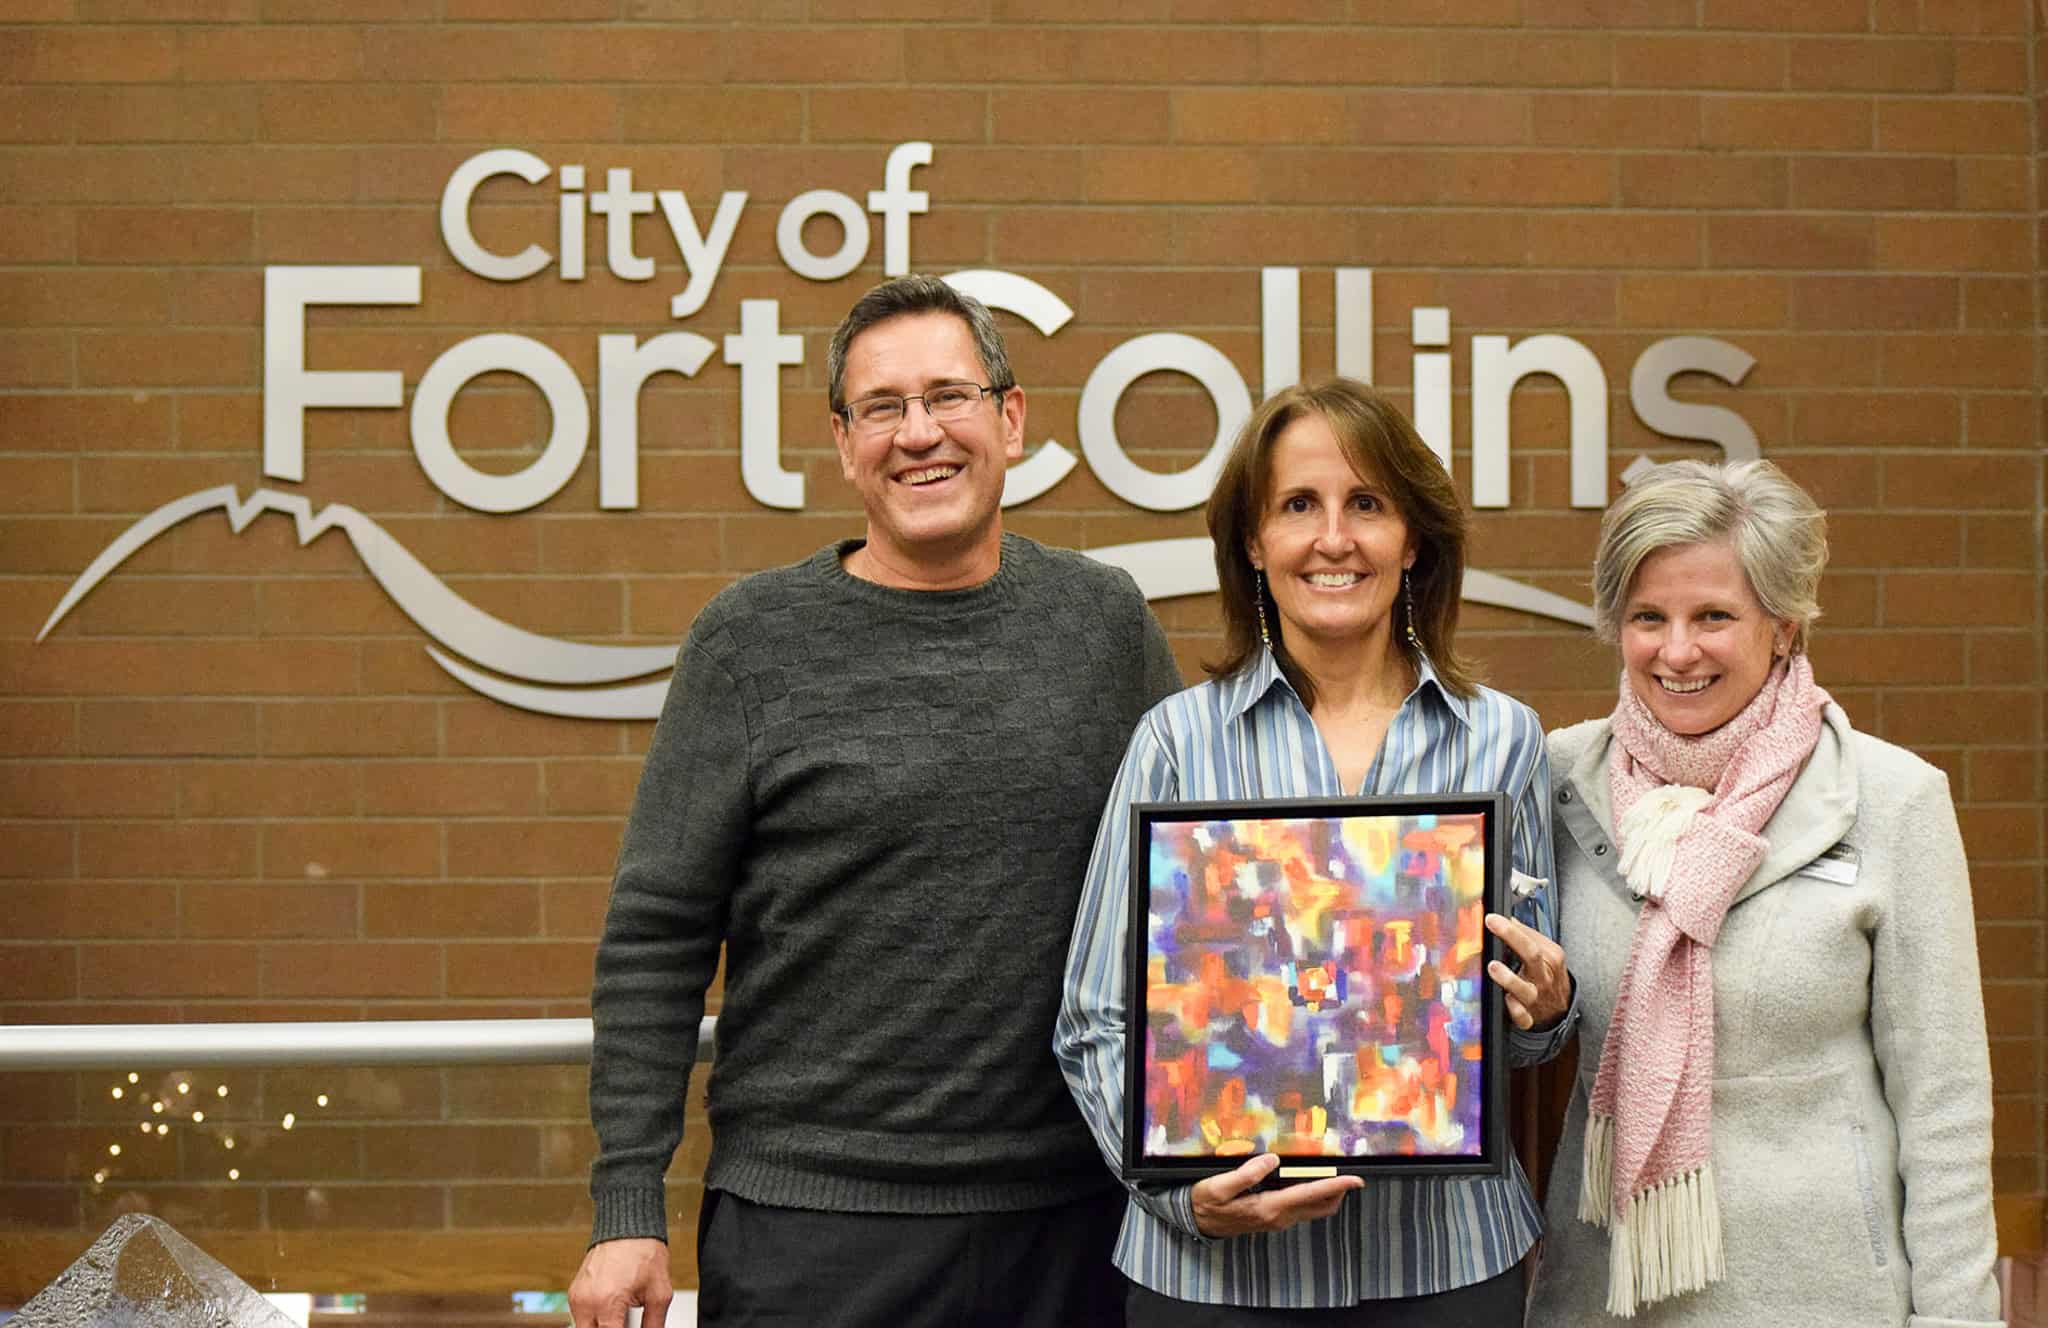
left=1525, top=460, right=2003, bottom=1327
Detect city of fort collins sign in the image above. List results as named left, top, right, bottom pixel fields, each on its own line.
left=40, top=142, right=1760, bottom=720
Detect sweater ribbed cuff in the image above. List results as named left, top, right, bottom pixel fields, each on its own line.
left=589, top=1185, right=671, bottom=1248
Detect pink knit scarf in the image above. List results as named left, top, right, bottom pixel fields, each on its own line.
left=1581, top=654, right=1829, bottom=1317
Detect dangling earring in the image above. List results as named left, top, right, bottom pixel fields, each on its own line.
left=1254, top=568, right=1271, bottom=650
left=1403, top=568, right=1422, bottom=652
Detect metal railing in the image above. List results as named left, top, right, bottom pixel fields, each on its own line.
left=0, top=1016, right=717, bottom=1070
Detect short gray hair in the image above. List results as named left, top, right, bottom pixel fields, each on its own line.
left=825, top=275, right=1013, bottom=415
left=1591, top=459, right=1828, bottom=653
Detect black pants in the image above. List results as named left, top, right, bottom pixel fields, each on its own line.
left=696, top=1187, right=1126, bottom=1328
left=1124, top=1262, right=1524, bottom=1327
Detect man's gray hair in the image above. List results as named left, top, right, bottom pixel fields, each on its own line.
left=825, top=275, right=1013, bottom=415
left=1591, top=458, right=1828, bottom=653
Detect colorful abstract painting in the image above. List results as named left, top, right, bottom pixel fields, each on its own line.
left=1137, top=809, right=1492, bottom=1164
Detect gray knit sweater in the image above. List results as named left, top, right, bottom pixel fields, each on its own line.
left=588, top=534, right=1183, bottom=1244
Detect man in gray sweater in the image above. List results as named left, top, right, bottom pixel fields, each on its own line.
left=568, top=276, right=1182, bottom=1328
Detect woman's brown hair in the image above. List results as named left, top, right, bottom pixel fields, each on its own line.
left=1203, top=377, right=1479, bottom=708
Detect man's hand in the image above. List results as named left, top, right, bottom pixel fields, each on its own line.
left=1484, top=912, right=1571, bottom=1031
left=568, top=1237, right=672, bottom=1328
left=1190, top=1153, right=1362, bottom=1238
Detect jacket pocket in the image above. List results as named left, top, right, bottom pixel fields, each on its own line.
left=1846, top=1120, right=1887, bottom=1269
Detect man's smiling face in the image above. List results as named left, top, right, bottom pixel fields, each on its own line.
left=830, top=311, right=1025, bottom=588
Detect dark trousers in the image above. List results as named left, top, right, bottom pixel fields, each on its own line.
left=1124, top=1262, right=1524, bottom=1327
left=696, top=1187, right=1126, bottom=1328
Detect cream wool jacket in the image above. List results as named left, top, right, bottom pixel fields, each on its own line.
left=1524, top=704, right=2003, bottom=1328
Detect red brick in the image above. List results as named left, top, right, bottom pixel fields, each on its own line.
left=1714, top=217, right=1875, bottom=271
left=1620, top=154, right=1787, bottom=208
left=263, top=701, right=439, bottom=758
left=1954, top=39, right=2027, bottom=93
left=180, top=761, right=358, bottom=818
left=446, top=819, right=617, bottom=878
left=1703, top=95, right=1873, bottom=149
left=78, top=820, right=260, bottom=879
left=1882, top=455, right=2030, bottom=510
left=729, top=27, right=904, bottom=82
left=446, top=941, right=596, bottom=997
left=1618, top=274, right=1788, bottom=329
left=806, top=88, right=983, bottom=143
left=1615, top=35, right=1790, bottom=90
left=72, top=86, right=259, bottom=144
left=1883, top=572, right=2032, bottom=626
left=81, top=701, right=260, bottom=758
left=259, top=86, right=437, bottom=144
left=1526, top=212, right=1703, bottom=268
left=1440, top=151, right=1613, bottom=206
left=1531, top=92, right=1703, bottom=148
left=1963, top=394, right=2033, bottom=448
left=1961, top=277, right=2030, bottom=330
left=1173, top=89, right=1352, bottom=145
left=622, top=89, right=806, bottom=144
left=0, top=762, right=177, bottom=818
left=264, top=1183, right=447, bottom=1228
left=1789, top=154, right=1954, bottom=209
left=181, top=27, right=361, bottom=82
left=1525, top=0, right=1694, bottom=24
left=77, top=207, right=252, bottom=264
left=1351, top=0, right=1518, bottom=21
left=1879, top=334, right=2032, bottom=389
left=1912, top=0, right=2025, bottom=35
left=265, top=821, right=440, bottom=880
left=0, top=87, right=78, bottom=143
left=1875, top=217, right=2031, bottom=273
left=1703, top=0, right=1867, bottom=30
left=360, top=1122, right=542, bottom=1179
left=76, top=331, right=257, bottom=389
left=1790, top=275, right=1955, bottom=330
left=1878, top=96, right=2030, bottom=153
left=81, top=0, right=255, bottom=15
left=441, top=86, right=620, bottom=143
left=0, top=702, right=78, bottom=757
left=0, top=944, right=78, bottom=1000
left=444, top=0, right=613, bottom=15
left=1791, top=392, right=1959, bottom=447
left=0, top=332, right=73, bottom=388
left=182, top=882, right=359, bottom=939
left=0, top=205, right=73, bottom=261
left=1255, top=28, right=1442, bottom=85
left=1968, top=748, right=2040, bottom=804
left=1962, top=513, right=2035, bottom=567
left=80, top=943, right=256, bottom=998
left=364, top=882, right=541, bottom=938
left=995, top=90, right=1168, bottom=145
left=0, top=28, right=180, bottom=81
left=0, top=885, right=180, bottom=938
left=1787, top=38, right=1954, bottom=91
left=259, top=941, right=440, bottom=998
left=1966, top=632, right=2034, bottom=685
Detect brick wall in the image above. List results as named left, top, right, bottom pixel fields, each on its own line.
left=1, top=0, right=2042, bottom=1296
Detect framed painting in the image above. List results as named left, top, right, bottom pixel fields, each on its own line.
left=1123, top=793, right=1509, bottom=1184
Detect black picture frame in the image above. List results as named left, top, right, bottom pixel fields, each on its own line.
left=1122, top=792, right=1509, bottom=1184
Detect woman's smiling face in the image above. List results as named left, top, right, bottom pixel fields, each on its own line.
left=1248, top=412, right=1414, bottom=657
left=1620, top=538, right=1790, bottom=736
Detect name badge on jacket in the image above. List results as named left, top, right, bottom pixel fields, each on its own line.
left=1797, top=841, right=1860, bottom=887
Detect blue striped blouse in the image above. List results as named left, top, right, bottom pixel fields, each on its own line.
left=1055, top=649, right=1578, bottom=1307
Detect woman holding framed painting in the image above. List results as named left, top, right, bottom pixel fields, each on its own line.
left=1523, top=460, right=2002, bottom=1327
left=1055, top=377, right=1576, bottom=1326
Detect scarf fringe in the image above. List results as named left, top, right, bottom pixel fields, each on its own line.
left=1613, top=784, right=1713, bottom=901
left=1580, top=1113, right=1727, bottom=1318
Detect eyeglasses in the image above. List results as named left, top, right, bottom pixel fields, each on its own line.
left=842, top=382, right=1006, bottom=433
